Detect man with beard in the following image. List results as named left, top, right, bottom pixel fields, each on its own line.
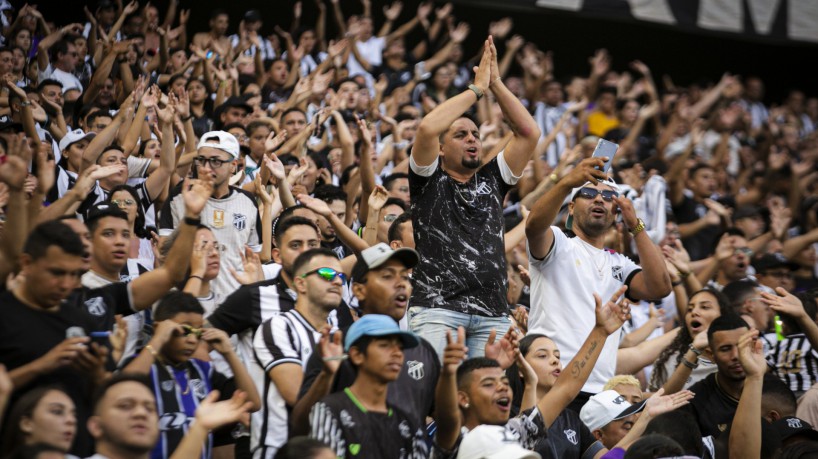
left=407, top=38, right=540, bottom=360
left=290, top=243, right=440, bottom=439
left=159, top=131, right=262, bottom=299
left=525, top=158, right=671, bottom=409
left=249, top=249, right=345, bottom=458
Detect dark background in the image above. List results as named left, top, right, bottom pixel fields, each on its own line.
left=69, top=0, right=815, bottom=103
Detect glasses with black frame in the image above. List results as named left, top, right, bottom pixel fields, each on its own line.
left=575, top=187, right=619, bottom=202
left=300, top=267, right=348, bottom=283
left=193, top=156, right=230, bottom=169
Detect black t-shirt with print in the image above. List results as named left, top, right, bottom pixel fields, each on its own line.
left=299, top=331, right=440, bottom=429
left=310, top=388, right=429, bottom=459
left=685, top=373, right=739, bottom=438
left=0, top=284, right=133, bottom=457
left=409, top=157, right=512, bottom=317
left=535, top=408, right=604, bottom=459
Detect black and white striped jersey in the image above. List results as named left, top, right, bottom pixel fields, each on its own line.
left=767, top=333, right=818, bottom=392
left=249, top=309, right=322, bottom=458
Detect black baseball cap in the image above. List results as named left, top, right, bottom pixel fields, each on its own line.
left=734, top=205, right=763, bottom=220
left=753, top=253, right=799, bottom=273
left=244, top=9, right=262, bottom=22
left=0, top=115, right=23, bottom=133
left=773, top=416, right=818, bottom=443
left=85, top=202, right=129, bottom=225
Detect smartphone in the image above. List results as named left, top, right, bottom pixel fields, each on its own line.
left=89, top=331, right=110, bottom=354
left=591, top=138, right=619, bottom=173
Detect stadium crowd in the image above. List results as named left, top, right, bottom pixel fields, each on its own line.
left=0, top=0, right=818, bottom=458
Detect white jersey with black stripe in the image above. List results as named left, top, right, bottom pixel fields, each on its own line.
left=249, top=309, right=322, bottom=458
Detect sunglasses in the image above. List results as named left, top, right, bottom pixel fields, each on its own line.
left=111, top=199, right=135, bottom=206
left=300, top=267, right=348, bottom=283
left=734, top=247, right=753, bottom=257
left=576, top=187, right=619, bottom=202
left=176, top=324, right=204, bottom=339
left=384, top=214, right=399, bottom=223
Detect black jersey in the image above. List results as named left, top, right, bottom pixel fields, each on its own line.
left=310, top=388, right=429, bottom=458
left=686, top=373, right=739, bottom=438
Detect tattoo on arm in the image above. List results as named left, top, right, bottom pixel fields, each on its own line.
left=571, top=339, right=599, bottom=378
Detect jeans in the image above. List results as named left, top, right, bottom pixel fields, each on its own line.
left=408, top=306, right=511, bottom=363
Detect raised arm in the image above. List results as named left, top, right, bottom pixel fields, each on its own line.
left=613, top=195, right=672, bottom=300
left=763, top=288, right=818, bottom=352
left=329, top=0, right=347, bottom=38
left=525, top=157, right=606, bottom=259
left=141, top=101, right=177, bottom=203
left=412, top=39, right=492, bottom=167
left=128, top=179, right=211, bottom=310
left=434, top=327, right=468, bottom=451
left=81, top=109, right=126, bottom=172
left=537, top=286, right=629, bottom=428
left=729, top=330, right=765, bottom=459
left=487, top=37, right=540, bottom=175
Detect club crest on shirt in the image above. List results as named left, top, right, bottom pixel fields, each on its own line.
left=564, top=429, right=578, bottom=445
left=161, top=380, right=175, bottom=392
left=84, top=297, right=107, bottom=316
left=787, top=418, right=804, bottom=429
left=399, top=420, right=412, bottom=439
left=612, top=265, right=624, bottom=282
left=233, top=213, right=247, bottom=231
left=190, top=379, right=207, bottom=398
left=340, top=410, right=355, bottom=428
left=407, top=360, right=425, bottom=380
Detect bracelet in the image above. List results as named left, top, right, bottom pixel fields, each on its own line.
left=679, top=270, right=691, bottom=279
left=184, top=216, right=201, bottom=226
left=189, top=275, right=203, bottom=281
left=682, top=358, right=698, bottom=370
left=145, top=344, right=158, bottom=358
left=181, top=114, right=193, bottom=121
left=467, top=84, right=484, bottom=101
left=689, top=344, right=703, bottom=356
left=671, top=279, right=683, bottom=287
left=629, top=218, right=646, bottom=236
left=490, top=76, right=502, bottom=87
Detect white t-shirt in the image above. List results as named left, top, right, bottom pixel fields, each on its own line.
left=346, top=36, right=385, bottom=77
left=527, top=228, right=641, bottom=393
left=40, top=65, right=83, bottom=95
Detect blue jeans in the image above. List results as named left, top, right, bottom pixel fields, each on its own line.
left=407, top=307, right=511, bottom=363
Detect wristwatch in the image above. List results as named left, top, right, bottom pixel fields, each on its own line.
left=629, top=218, right=646, bottom=236
left=467, top=84, right=484, bottom=101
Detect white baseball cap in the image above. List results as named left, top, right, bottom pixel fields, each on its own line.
left=580, top=390, right=646, bottom=432
left=58, top=129, right=96, bottom=152
left=456, top=425, right=541, bottom=459
left=197, top=130, right=240, bottom=159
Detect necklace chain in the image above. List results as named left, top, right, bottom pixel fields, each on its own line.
left=578, top=239, right=607, bottom=278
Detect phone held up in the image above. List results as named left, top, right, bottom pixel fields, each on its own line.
left=591, top=139, right=619, bottom=174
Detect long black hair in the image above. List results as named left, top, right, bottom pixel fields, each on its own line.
left=106, top=184, right=149, bottom=239
left=649, top=288, right=731, bottom=390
